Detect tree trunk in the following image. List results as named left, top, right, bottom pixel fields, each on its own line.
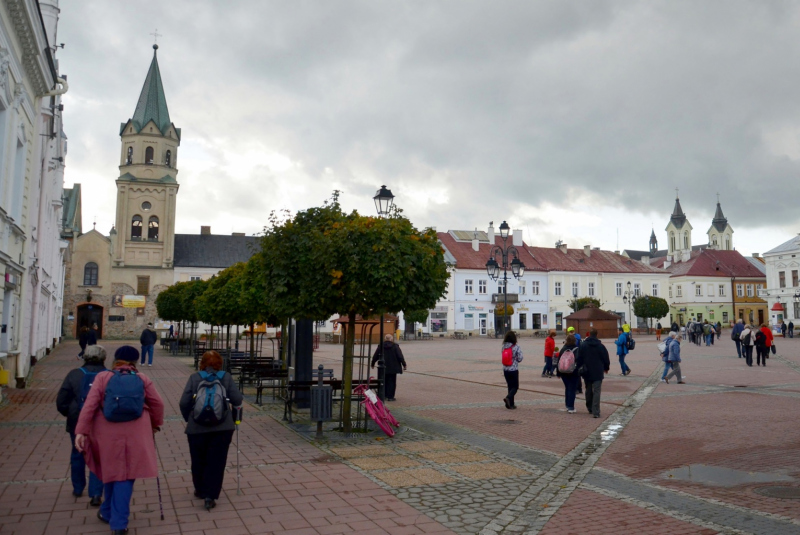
left=341, top=313, right=356, bottom=433
left=226, top=324, right=231, bottom=351
left=249, top=323, right=255, bottom=360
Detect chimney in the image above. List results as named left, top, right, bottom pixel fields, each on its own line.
left=200, top=226, right=211, bottom=235
left=557, top=243, right=568, bottom=254
left=664, top=259, right=671, bottom=269
left=232, top=232, right=245, bottom=237
left=472, top=237, right=479, bottom=251
left=583, top=245, right=591, bottom=257
left=681, top=250, right=691, bottom=262
left=488, top=223, right=495, bottom=244
left=513, top=229, right=523, bottom=246
left=752, top=253, right=760, bottom=258
left=641, top=255, right=650, bottom=265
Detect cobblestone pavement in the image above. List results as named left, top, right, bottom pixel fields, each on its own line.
left=2, top=335, right=800, bottom=534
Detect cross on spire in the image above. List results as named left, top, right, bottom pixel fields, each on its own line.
left=149, top=28, right=162, bottom=44
left=675, top=187, right=679, bottom=199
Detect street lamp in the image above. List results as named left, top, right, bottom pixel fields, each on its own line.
left=485, top=221, right=525, bottom=337
left=622, top=281, right=638, bottom=328
left=373, top=185, right=395, bottom=402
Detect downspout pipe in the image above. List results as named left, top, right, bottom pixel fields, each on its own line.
left=43, top=77, right=68, bottom=97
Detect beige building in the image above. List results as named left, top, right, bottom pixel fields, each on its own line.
left=63, top=46, right=258, bottom=340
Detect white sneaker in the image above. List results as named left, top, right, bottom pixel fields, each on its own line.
left=148, top=364, right=152, bottom=367
left=567, top=409, right=576, bottom=414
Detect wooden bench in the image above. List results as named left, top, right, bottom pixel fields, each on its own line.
left=283, top=378, right=379, bottom=423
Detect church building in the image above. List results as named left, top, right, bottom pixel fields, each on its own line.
left=62, top=46, right=257, bottom=339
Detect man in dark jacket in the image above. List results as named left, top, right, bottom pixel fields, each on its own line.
left=580, top=329, right=610, bottom=418
left=731, top=319, right=745, bottom=358
left=371, top=334, right=407, bottom=401
left=56, top=345, right=107, bottom=505
left=140, top=323, right=158, bottom=366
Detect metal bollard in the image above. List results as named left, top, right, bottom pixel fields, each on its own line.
left=310, top=364, right=333, bottom=439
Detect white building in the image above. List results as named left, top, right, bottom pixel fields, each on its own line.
left=762, top=235, right=800, bottom=326
left=1, top=0, right=67, bottom=387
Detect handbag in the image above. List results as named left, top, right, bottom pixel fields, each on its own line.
left=771, top=344, right=776, bottom=355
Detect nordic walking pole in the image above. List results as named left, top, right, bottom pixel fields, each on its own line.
left=153, top=431, right=165, bottom=520
left=235, top=406, right=242, bottom=496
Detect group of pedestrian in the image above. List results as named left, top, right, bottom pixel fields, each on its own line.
left=660, top=331, right=685, bottom=384
left=502, top=327, right=610, bottom=418
left=731, top=319, right=773, bottom=366
left=779, top=320, right=794, bottom=338
left=57, top=344, right=243, bottom=534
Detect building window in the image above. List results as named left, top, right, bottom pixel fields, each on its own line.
left=779, top=271, right=786, bottom=288
left=695, top=285, right=702, bottom=296
left=165, top=149, right=171, bottom=167
left=532, top=281, right=540, bottom=295
left=684, top=232, right=689, bottom=249
left=708, top=284, right=714, bottom=296
left=722, top=312, right=729, bottom=323
left=190, top=276, right=201, bottom=281
left=519, top=281, right=526, bottom=295
left=131, top=215, right=143, bottom=239
left=126, top=146, right=133, bottom=164
left=137, top=276, right=150, bottom=295
left=793, top=270, right=799, bottom=287
left=588, top=282, right=595, bottom=297
left=148, top=216, right=159, bottom=240
left=498, top=280, right=506, bottom=294
left=652, top=283, right=658, bottom=297
left=719, top=284, right=725, bottom=297
left=145, top=146, right=154, bottom=164
left=83, top=262, right=98, bottom=286
left=571, top=282, right=579, bottom=297
left=634, top=283, right=641, bottom=296
left=554, top=282, right=562, bottom=296
left=479, top=280, right=487, bottom=294
left=736, top=284, right=744, bottom=297
left=725, top=237, right=730, bottom=250
left=677, top=285, right=683, bottom=297
left=746, top=284, right=754, bottom=297
left=669, top=285, right=673, bottom=298
left=465, top=279, right=473, bottom=294
left=431, top=312, right=447, bottom=332
left=615, top=282, right=622, bottom=296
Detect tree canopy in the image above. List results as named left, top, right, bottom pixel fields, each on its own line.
left=568, top=297, right=602, bottom=312
left=633, top=295, right=670, bottom=330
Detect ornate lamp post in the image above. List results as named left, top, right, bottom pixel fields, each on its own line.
left=622, top=281, right=637, bottom=328
left=373, top=185, right=394, bottom=402
left=485, top=221, right=525, bottom=337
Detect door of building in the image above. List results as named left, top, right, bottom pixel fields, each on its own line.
left=479, top=315, right=487, bottom=336
left=555, top=312, right=563, bottom=331
left=464, top=314, right=474, bottom=331
left=1, top=290, right=13, bottom=352
left=77, top=304, right=103, bottom=339
left=758, top=309, right=764, bottom=326
left=519, top=313, right=527, bottom=330
left=531, top=313, right=541, bottom=329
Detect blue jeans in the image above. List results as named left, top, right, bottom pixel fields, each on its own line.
left=705, top=334, right=712, bottom=346
left=141, top=344, right=154, bottom=365
left=100, top=480, right=135, bottom=531
left=69, top=432, right=103, bottom=497
left=661, top=361, right=672, bottom=380
left=542, top=357, right=554, bottom=376
left=561, top=374, right=580, bottom=410
left=618, top=354, right=630, bottom=374
left=734, top=340, right=742, bottom=357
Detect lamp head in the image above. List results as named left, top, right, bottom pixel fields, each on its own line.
left=373, top=185, right=395, bottom=217
left=499, top=220, right=510, bottom=239
left=486, top=257, right=499, bottom=280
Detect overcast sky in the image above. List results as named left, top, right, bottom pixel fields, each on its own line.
left=57, top=1, right=800, bottom=256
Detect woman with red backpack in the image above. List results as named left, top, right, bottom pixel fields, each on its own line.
left=501, top=331, right=524, bottom=409
left=556, top=334, right=582, bottom=413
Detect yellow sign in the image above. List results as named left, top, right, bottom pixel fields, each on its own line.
left=122, top=295, right=146, bottom=308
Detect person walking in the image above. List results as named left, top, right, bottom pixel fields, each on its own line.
left=780, top=321, right=787, bottom=338
left=614, top=327, right=631, bottom=376
left=566, top=327, right=582, bottom=394
left=179, top=350, right=243, bottom=510
left=758, top=323, right=773, bottom=367
left=542, top=330, right=556, bottom=378
left=556, top=334, right=582, bottom=413
left=731, top=319, right=745, bottom=358
left=740, top=324, right=755, bottom=366
left=789, top=320, right=794, bottom=338
left=660, top=332, right=676, bottom=382
left=703, top=321, right=712, bottom=346
left=694, top=321, right=703, bottom=346
left=500, top=331, right=523, bottom=409
left=656, top=322, right=662, bottom=341
left=56, top=345, right=108, bottom=506
left=75, top=346, right=164, bottom=535
left=371, top=334, right=407, bottom=401
left=716, top=321, right=722, bottom=341
left=663, top=335, right=685, bottom=384
left=671, top=321, right=679, bottom=333
left=140, top=323, right=158, bottom=367
left=579, top=329, right=610, bottom=418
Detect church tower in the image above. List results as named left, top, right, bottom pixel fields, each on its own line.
left=113, top=45, right=180, bottom=268
left=649, top=228, right=658, bottom=255
left=707, top=199, right=733, bottom=250
left=665, top=195, right=693, bottom=258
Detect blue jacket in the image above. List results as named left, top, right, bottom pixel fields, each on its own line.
left=615, top=333, right=629, bottom=356
left=574, top=333, right=582, bottom=345
left=661, top=337, right=674, bottom=362
left=732, top=322, right=745, bottom=338
left=667, top=340, right=682, bottom=362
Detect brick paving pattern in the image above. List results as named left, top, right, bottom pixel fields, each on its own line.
left=2, top=335, right=800, bottom=534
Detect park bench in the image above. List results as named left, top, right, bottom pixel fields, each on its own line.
left=283, top=377, right=379, bottom=424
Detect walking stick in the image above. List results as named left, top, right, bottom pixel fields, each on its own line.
left=235, top=406, right=242, bottom=496
left=153, top=433, right=165, bottom=520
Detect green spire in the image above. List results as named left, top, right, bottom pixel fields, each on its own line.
left=131, top=45, right=171, bottom=134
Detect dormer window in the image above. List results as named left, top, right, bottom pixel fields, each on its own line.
left=145, top=146, right=154, bottom=164
left=126, top=146, right=133, bottom=165
left=131, top=215, right=143, bottom=239
left=148, top=216, right=159, bottom=240
left=165, top=150, right=171, bottom=167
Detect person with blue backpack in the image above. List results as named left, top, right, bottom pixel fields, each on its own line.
left=75, top=346, right=164, bottom=535
left=179, top=350, right=244, bottom=511
left=615, top=327, right=631, bottom=376
left=56, top=345, right=108, bottom=505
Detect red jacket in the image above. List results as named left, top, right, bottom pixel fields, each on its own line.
left=544, top=336, right=556, bottom=357
left=760, top=326, right=773, bottom=347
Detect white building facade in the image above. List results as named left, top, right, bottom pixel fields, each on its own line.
left=762, top=235, right=800, bottom=325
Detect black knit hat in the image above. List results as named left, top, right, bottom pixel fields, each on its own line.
left=114, top=345, right=139, bottom=362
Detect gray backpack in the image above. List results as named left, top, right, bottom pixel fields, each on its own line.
left=192, top=371, right=228, bottom=426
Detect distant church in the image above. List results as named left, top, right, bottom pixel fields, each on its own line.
left=624, top=196, right=734, bottom=262
left=62, top=46, right=257, bottom=339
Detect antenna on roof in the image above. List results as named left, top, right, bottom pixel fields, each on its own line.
left=616, top=228, right=619, bottom=251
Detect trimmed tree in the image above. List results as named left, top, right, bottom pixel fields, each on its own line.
left=403, top=309, right=429, bottom=334
left=633, top=295, right=670, bottom=334
left=568, top=297, right=601, bottom=313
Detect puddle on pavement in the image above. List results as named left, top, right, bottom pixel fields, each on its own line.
left=600, top=424, right=623, bottom=441
left=662, top=464, right=795, bottom=487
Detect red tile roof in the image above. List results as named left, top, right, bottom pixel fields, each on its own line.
left=651, top=249, right=765, bottom=279
left=525, top=246, right=665, bottom=274
left=437, top=232, right=547, bottom=271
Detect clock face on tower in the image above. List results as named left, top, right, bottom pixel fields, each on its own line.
left=142, top=202, right=151, bottom=211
